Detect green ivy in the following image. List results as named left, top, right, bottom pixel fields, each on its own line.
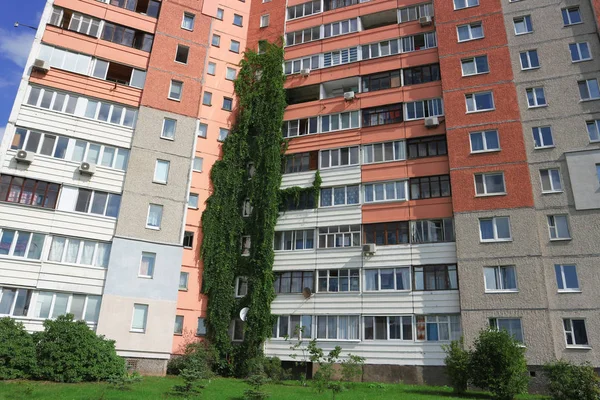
left=279, top=171, right=322, bottom=209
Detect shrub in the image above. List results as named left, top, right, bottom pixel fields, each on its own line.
left=244, top=373, right=270, bottom=400
left=0, top=317, right=36, bottom=379
left=341, top=354, right=365, bottom=384
left=470, top=329, right=529, bottom=400
left=107, top=371, right=143, bottom=390
left=543, top=360, right=600, bottom=400
left=167, top=340, right=216, bottom=376
left=170, top=356, right=214, bottom=397
left=34, top=314, right=125, bottom=382
left=442, top=338, right=470, bottom=394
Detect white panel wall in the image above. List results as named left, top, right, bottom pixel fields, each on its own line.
left=363, top=243, right=457, bottom=268
left=320, top=166, right=361, bottom=186
left=0, top=258, right=41, bottom=287
left=17, top=106, right=134, bottom=148
left=37, top=262, right=106, bottom=295
left=276, top=206, right=362, bottom=230
left=281, top=171, right=315, bottom=189
left=3, top=150, right=125, bottom=193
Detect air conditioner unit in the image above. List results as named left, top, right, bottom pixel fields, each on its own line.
left=419, top=15, right=433, bottom=27
left=362, top=243, right=376, bottom=254
left=32, top=59, right=50, bottom=73
left=425, top=116, right=440, bottom=128
left=343, top=91, right=355, bottom=101
left=79, top=162, right=96, bottom=175
left=300, top=68, right=310, bottom=77
left=15, top=150, right=34, bottom=164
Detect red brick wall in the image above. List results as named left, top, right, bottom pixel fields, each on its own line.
left=247, top=0, right=286, bottom=51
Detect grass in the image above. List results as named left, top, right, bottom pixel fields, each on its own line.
left=0, top=377, right=548, bottom=400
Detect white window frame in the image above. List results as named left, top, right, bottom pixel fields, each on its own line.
left=519, top=49, right=540, bottom=70
left=465, top=91, right=495, bottom=113
left=588, top=120, right=600, bottom=142
left=532, top=126, right=554, bottom=149
left=563, top=318, right=589, bottom=347
left=192, top=157, right=203, bottom=172
left=153, top=160, right=170, bottom=184
left=161, top=118, right=177, bottom=140
left=175, top=44, right=189, bottom=64
left=146, top=204, right=163, bottom=230
left=547, top=215, right=571, bottom=241
left=474, top=172, right=506, bottom=196
left=260, top=14, right=269, bottom=28
left=188, top=193, right=199, bottom=209
left=483, top=265, right=518, bottom=292
left=362, top=140, right=406, bottom=164
left=570, top=42, right=592, bottom=63
left=182, top=12, right=195, bottom=31
left=241, top=235, right=251, bottom=256
left=555, top=264, right=580, bottom=292
left=363, top=180, right=408, bottom=203
left=235, top=276, right=248, bottom=298
left=225, top=67, right=236, bottom=81
left=453, top=0, right=478, bottom=10
left=197, top=122, right=208, bottom=138
left=179, top=271, right=189, bottom=290
left=461, top=55, right=488, bottom=76
left=469, top=130, right=500, bottom=153
left=526, top=87, right=547, bottom=108
left=138, top=252, right=155, bottom=278
left=319, top=185, right=360, bottom=207
left=168, top=80, right=183, bottom=101
left=562, top=7, right=582, bottom=26
left=317, top=315, right=360, bottom=341
left=47, top=236, right=111, bottom=268
left=513, top=15, right=533, bottom=35
left=0, top=229, right=46, bottom=261
left=457, top=22, right=484, bottom=42
left=174, top=315, right=184, bottom=335
left=131, top=303, right=148, bottom=333
left=579, top=79, right=600, bottom=101
left=273, top=230, right=315, bottom=251
left=479, top=217, right=512, bottom=242
left=364, top=268, right=411, bottom=292
left=539, top=169, right=562, bottom=193
left=489, top=318, right=524, bottom=343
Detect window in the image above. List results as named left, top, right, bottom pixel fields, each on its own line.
left=272, top=315, right=313, bottom=339
left=318, top=269, right=359, bottom=292
left=405, top=98, right=444, bottom=120
left=230, top=320, right=245, bottom=342
left=0, top=175, right=59, bottom=209
left=179, top=272, right=189, bottom=290
left=321, top=111, right=360, bottom=132
left=188, top=193, right=199, bottom=209
left=466, top=91, right=494, bottom=112
left=363, top=222, right=409, bottom=245
left=470, top=130, right=500, bottom=152
left=168, top=81, right=183, bottom=101
left=154, top=160, right=170, bottom=183
left=66, top=12, right=102, bottom=37
left=570, top=42, right=592, bottom=62
left=286, top=1, right=321, bottom=20
left=319, top=146, right=359, bottom=169
left=174, top=315, right=184, bottom=334
left=365, top=268, right=410, bottom=291
left=175, top=45, right=189, bottom=64
left=0, top=229, right=45, bottom=260
left=230, top=40, right=240, bottom=53
left=457, top=22, right=484, bottom=42
left=284, top=55, right=320, bottom=75
left=555, top=264, right=579, bottom=292
left=146, top=204, right=163, bottom=229
left=0, top=287, right=32, bottom=317
left=407, top=136, right=447, bottom=159
left=29, top=290, right=100, bottom=322
left=361, top=70, right=400, bottom=92
left=364, top=316, right=412, bottom=341
left=398, top=32, right=437, bottom=54
left=235, top=277, right=248, bottom=297
left=225, top=67, right=236, bottom=80
left=283, top=117, right=318, bottom=137
left=410, top=218, right=455, bottom=243
left=233, top=14, right=243, bottom=26
left=362, top=103, right=403, bottom=127
left=273, top=230, right=315, bottom=251
left=562, top=7, right=582, bottom=26
left=197, top=317, right=207, bottom=336
left=139, top=252, right=155, bottom=278
left=192, top=157, right=203, bottom=172
left=47, top=236, right=111, bottom=267
left=286, top=26, right=321, bottom=46
left=101, top=23, right=154, bottom=52
left=416, top=315, right=461, bottom=341
left=318, top=225, right=361, bottom=248
left=242, top=199, right=252, bottom=217
left=513, top=16, right=533, bottom=35
left=216, top=8, right=224, bottom=20
left=532, top=126, right=554, bottom=148
left=222, top=97, right=233, bottom=111
left=409, top=175, right=451, bottom=199
left=563, top=319, right=588, bottom=346
left=320, top=186, right=359, bottom=207
left=207, top=62, right=216, bottom=75
left=274, top=271, right=314, bottom=294
left=218, top=128, right=229, bottom=142
left=475, top=172, right=506, bottom=196
left=548, top=215, right=570, bottom=240
left=484, top=266, right=517, bottom=291
left=183, top=231, right=194, bottom=248
left=362, top=141, right=406, bottom=164
left=403, top=64, right=441, bottom=87
left=202, top=92, right=212, bottom=106
left=540, top=169, right=562, bottom=193
left=260, top=14, right=269, bottom=28
left=579, top=79, right=600, bottom=101
left=197, top=122, right=208, bottom=138
left=489, top=318, right=523, bottom=343
left=519, top=50, right=540, bottom=70
left=587, top=120, right=600, bottom=142
left=72, top=188, right=121, bottom=218
left=211, top=34, right=220, bottom=47
left=161, top=118, right=176, bottom=140
left=479, top=217, right=511, bottom=242
left=461, top=55, right=489, bottom=76
left=283, top=152, right=317, bottom=174
left=526, top=87, right=547, bottom=108
left=241, top=235, right=251, bottom=256
left=398, top=3, right=433, bottom=23
left=454, top=0, right=478, bottom=10
left=182, top=13, right=195, bottom=30
left=131, top=304, right=148, bottom=332
left=414, top=265, right=458, bottom=291
left=364, top=181, right=408, bottom=203
left=317, top=315, right=360, bottom=340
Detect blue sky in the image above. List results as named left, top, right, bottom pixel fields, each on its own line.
left=0, top=0, right=46, bottom=138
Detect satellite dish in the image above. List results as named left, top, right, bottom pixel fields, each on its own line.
left=302, top=287, right=312, bottom=299
left=240, top=307, right=250, bottom=322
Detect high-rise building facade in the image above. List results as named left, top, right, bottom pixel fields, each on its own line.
left=1, top=0, right=600, bottom=384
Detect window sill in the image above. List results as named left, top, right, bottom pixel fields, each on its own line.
left=475, top=192, right=507, bottom=197
left=515, top=31, right=533, bottom=36
left=188, top=206, right=199, bottom=210
left=152, top=181, right=167, bottom=185
left=160, top=136, right=175, bottom=141
left=195, top=333, right=206, bottom=337
left=466, top=108, right=496, bottom=114
left=471, top=149, right=501, bottom=154
left=174, top=333, right=183, bottom=336
left=541, top=190, right=563, bottom=194
left=462, top=71, right=490, bottom=78
left=566, top=345, right=592, bottom=350
left=167, top=97, right=182, bottom=102
left=146, top=226, right=161, bottom=231
left=558, top=289, right=581, bottom=293
left=480, top=239, right=513, bottom=243
left=181, top=27, right=194, bottom=32
left=364, top=289, right=412, bottom=294
left=130, top=329, right=146, bottom=334
left=192, top=169, right=203, bottom=173
left=528, top=105, right=548, bottom=109
left=534, top=145, right=555, bottom=150
left=485, top=289, right=519, bottom=294
left=221, top=108, right=232, bottom=112
left=458, top=37, right=485, bottom=44
left=178, top=288, right=188, bottom=291
left=521, top=67, right=540, bottom=71
left=580, top=98, right=600, bottom=103
left=174, top=61, right=188, bottom=65
left=138, top=275, right=153, bottom=279
left=549, top=238, right=572, bottom=242
left=183, top=246, right=193, bottom=250
left=572, top=59, right=592, bottom=64
left=563, top=22, right=583, bottom=27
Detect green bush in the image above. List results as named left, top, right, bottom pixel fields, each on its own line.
left=167, top=340, right=216, bottom=376
left=34, top=314, right=125, bottom=382
left=543, top=360, right=600, bottom=400
left=470, top=329, right=529, bottom=400
left=0, top=317, right=36, bottom=379
left=442, top=338, right=470, bottom=394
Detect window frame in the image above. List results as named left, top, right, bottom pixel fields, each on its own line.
left=489, top=318, right=524, bottom=343
left=130, top=303, right=148, bottom=333
left=469, top=129, right=500, bottom=153
left=474, top=172, right=506, bottom=196
left=479, top=217, right=512, bottom=242
left=555, top=264, right=580, bottom=292
left=461, top=55, right=489, bottom=76
left=364, top=267, right=411, bottom=292
left=456, top=22, right=484, bottom=42
left=453, top=0, right=479, bottom=10
left=182, top=12, right=195, bottom=31
left=570, top=42, right=592, bottom=63
left=532, top=126, right=554, bottom=149
left=138, top=252, right=155, bottom=279
left=168, top=80, right=183, bottom=101
left=465, top=91, right=495, bottom=113
left=563, top=318, right=589, bottom=347
left=519, top=49, right=540, bottom=70
left=513, top=15, right=533, bottom=35
left=539, top=168, right=563, bottom=193
left=146, top=203, right=163, bottom=230
left=483, top=265, right=518, bottom=292
left=526, top=87, right=547, bottom=108
left=547, top=214, right=571, bottom=241
left=562, top=7, right=582, bottom=26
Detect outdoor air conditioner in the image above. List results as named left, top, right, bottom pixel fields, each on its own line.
left=424, top=116, right=440, bottom=128
left=15, top=150, right=34, bottom=164
left=343, top=91, right=355, bottom=101
left=79, top=162, right=96, bottom=175
left=300, top=68, right=311, bottom=77
left=362, top=243, right=376, bottom=254
left=32, top=59, right=50, bottom=73
left=419, top=16, right=433, bottom=27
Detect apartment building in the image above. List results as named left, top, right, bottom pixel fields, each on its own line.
left=0, top=0, right=246, bottom=374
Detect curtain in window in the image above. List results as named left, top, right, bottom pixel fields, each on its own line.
left=95, top=243, right=111, bottom=267
left=65, top=239, right=80, bottom=263
left=0, top=289, right=16, bottom=314
left=347, top=316, right=359, bottom=340
left=84, top=296, right=101, bottom=322
left=27, top=233, right=45, bottom=260
left=80, top=241, right=96, bottom=265
left=70, top=295, right=86, bottom=320
left=34, top=292, right=53, bottom=318
left=48, top=237, right=66, bottom=262
left=51, top=293, right=69, bottom=318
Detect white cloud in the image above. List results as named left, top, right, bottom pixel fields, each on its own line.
left=0, top=28, right=35, bottom=67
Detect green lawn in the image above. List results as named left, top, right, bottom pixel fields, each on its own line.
left=0, top=377, right=547, bottom=400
